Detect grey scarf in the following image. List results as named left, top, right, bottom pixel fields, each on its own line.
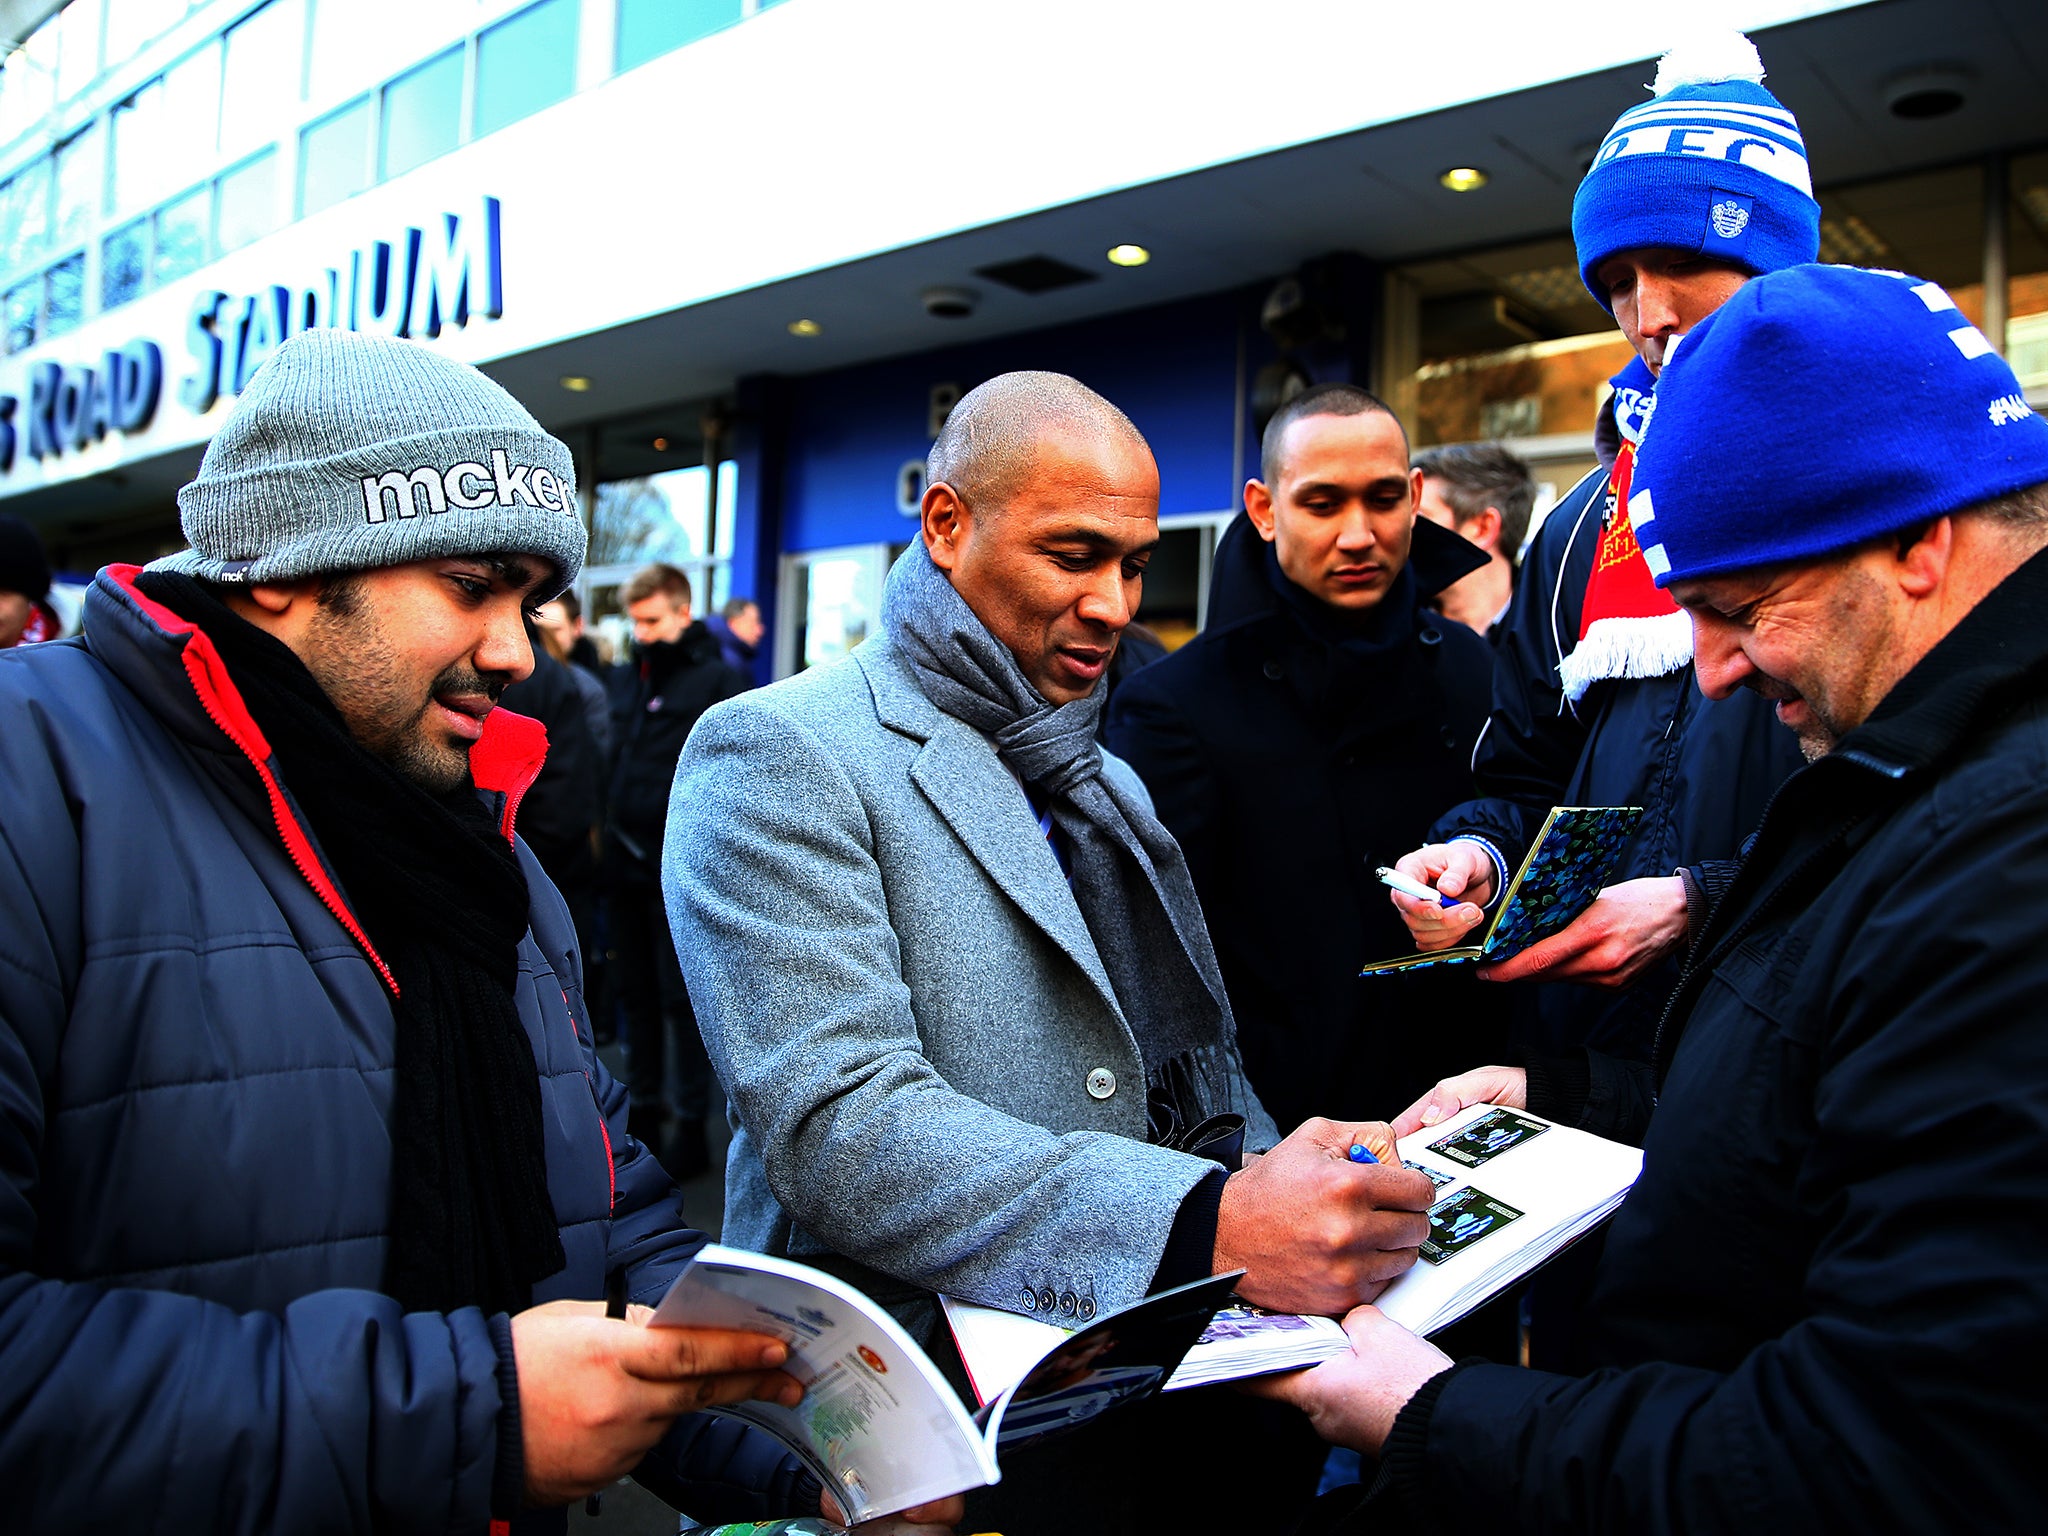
left=883, top=541, right=1248, bottom=1135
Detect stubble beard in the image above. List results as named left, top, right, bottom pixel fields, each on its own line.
left=302, top=604, right=486, bottom=795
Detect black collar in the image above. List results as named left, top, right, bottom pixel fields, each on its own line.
left=1203, top=511, right=1489, bottom=637
left=1833, top=541, right=2048, bottom=780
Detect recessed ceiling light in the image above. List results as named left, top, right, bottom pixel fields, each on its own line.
left=787, top=318, right=823, bottom=337
left=559, top=375, right=592, bottom=392
left=652, top=436, right=669, bottom=451
left=1883, top=65, right=1972, bottom=120
left=1439, top=167, right=1489, bottom=193
left=1107, top=244, right=1151, bottom=267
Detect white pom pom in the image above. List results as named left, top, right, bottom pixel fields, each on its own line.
left=1651, top=29, right=1766, bottom=94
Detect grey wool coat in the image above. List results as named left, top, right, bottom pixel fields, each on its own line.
left=664, top=634, right=1279, bottom=1323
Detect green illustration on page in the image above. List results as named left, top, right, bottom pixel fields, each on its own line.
left=1359, top=805, right=1644, bottom=976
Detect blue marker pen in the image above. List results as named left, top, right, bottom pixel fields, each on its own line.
left=1376, top=866, right=1460, bottom=909
left=1347, top=1143, right=1379, bottom=1164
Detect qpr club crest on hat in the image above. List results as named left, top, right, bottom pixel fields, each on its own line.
left=1704, top=189, right=1756, bottom=259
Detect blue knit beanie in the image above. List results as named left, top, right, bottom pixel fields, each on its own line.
left=1573, top=31, right=1820, bottom=307
left=1629, top=265, right=2048, bottom=586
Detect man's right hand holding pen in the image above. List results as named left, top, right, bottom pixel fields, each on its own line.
left=1214, top=1118, right=1436, bottom=1317
left=1387, top=842, right=1498, bottom=951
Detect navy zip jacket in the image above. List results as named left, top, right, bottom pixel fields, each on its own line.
left=0, top=568, right=811, bottom=1534
left=1379, top=543, right=2048, bottom=1531
left=1431, top=403, right=1806, bottom=1057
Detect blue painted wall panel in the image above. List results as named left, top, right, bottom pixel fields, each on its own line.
left=777, top=287, right=1254, bottom=554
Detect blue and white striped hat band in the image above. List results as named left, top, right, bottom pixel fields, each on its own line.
left=1593, top=94, right=1811, bottom=196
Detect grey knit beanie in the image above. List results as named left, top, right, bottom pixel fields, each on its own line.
left=151, top=328, right=585, bottom=595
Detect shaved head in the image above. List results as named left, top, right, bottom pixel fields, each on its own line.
left=927, top=371, right=1150, bottom=512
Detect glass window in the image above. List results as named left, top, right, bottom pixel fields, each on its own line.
left=298, top=96, right=372, bottom=216
left=44, top=252, right=84, bottom=341
left=1818, top=165, right=1982, bottom=295
left=0, top=19, right=60, bottom=146
left=216, top=152, right=278, bottom=254
left=616, top=0, right=743, bottom=71
left=2002, top=151, right=2048, bottom=392
left=592, top=466, right=728, bottom=566
left=105, top=0, right=190, bottom=71
left=163, top=44, right=225, bottom=165
left=0, top=158, right=52, bottom=279
left=5, top=279, right=37, bottom=354
left=1400, top=232, right=1625, bottom=454
left=380, top=47, right=462, bottom=181
left=56, top=1, right=104, bottom=102
left=791, top=546, right=890, bottom=673
left=112, top=50, right=221, bottom=218
left=474, top=0, right=576, bottom=139
left=220, top=0, right=306, bottom=159
left=307, top=0, right=473, bottom=102
left=108, top=80, right=164, bottom=216
left=152, top=185, right=209, bottom=284
left=51, top=125, right=102, bottom=252
left=102, top=219, right=149, bottom=310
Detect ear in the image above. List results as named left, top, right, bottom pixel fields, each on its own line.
left=1466, top=506, right=1504, bottom=553
left=1243, top=479, right=1278, bottom=543
left=1895, top=515, right=1954, bottom=599
left=242, top=580, right=304, bottom=615
left=922, top=480, right=970, bottom=572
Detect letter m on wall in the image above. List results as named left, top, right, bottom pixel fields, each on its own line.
left=409, top=195, right=505, bottom=340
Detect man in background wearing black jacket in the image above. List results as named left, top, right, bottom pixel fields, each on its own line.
left=1263, top=264, right=2048, bottom=1536
left=606, top=562, right=747, bottom=1176
left=1106, top=384, right=1502, bottom=1132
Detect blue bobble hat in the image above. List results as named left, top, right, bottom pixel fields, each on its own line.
left=1628, top=264, right=2048, bottom=586
left=1573, top=30, right=1821, bottom=307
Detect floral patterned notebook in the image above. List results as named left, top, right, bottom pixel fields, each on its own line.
left=1359, top=806, right=1645, bottom=975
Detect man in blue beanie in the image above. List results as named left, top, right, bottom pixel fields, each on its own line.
left=1255, top=264, right=2048, bottom=1533
left=1388, top=31, right=1815, bottom=1065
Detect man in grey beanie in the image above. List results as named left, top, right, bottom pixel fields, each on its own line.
left=0, top=328, right=959, bottom=1534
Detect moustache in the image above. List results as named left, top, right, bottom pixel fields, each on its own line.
left=1743, top=675, right=1798, bottom=704
left=432, top=669, right=510, bottom=705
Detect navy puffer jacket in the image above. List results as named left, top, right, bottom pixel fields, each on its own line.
left=0, top=568, right=808, bottom=1534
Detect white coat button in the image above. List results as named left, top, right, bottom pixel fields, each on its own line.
left=1086, top=1067, right=1116, bottom=1100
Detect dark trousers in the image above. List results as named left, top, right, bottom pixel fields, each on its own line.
left=960, top=1380, right=1329, bottom=1533
left=900, top=1289, right=1328, bottom=1535
left=610, top=880, right=713, bottom=1123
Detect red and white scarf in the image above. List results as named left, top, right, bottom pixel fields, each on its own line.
left=1557, top=361, right=1692, bottom=702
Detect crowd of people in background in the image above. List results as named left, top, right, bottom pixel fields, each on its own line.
left=4, top=26, right=2046, bottom=1536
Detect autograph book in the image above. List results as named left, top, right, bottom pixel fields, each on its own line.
left=1359, top=804, right=1644, bottom=974
left=1374, top=1103, right=1643, bottom=1336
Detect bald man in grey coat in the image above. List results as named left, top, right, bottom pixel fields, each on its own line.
left=667, top=373, right=1435, bottom=1532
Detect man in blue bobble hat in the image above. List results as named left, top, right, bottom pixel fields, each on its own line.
left=1257, top=264, right=2048, bottom=1533
left=1391, top=31, right=1816, bottom=1065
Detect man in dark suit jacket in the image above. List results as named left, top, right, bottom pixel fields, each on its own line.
left=1106, top=384, right=1505, bottom=1131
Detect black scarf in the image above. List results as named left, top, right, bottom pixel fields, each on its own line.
left=881, top=542, right=1251, bottom=1136
left=139, top=571, right=566, bottom=1317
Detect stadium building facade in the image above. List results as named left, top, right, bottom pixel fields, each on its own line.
left=2, top=0, right=2044, bottom=669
